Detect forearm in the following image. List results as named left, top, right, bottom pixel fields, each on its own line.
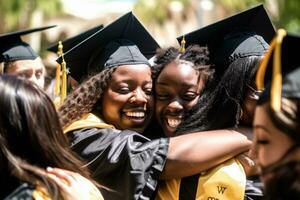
left=160, top=129, right=251, bottom=179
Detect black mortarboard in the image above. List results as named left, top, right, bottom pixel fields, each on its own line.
left=177, top=5, right=275, bottom=75
left=57, top=12, right=160, bottom=82
left=256, top=31, right=300, bottom=138
left=0, top=25, right=56, bottom=63
left=47, top=25, right=104, bottom=53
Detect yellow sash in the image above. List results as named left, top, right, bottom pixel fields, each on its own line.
left=156, top=158, right=246, bottom=200
left=64, top=113, right=115, bottom=134
left=32, top=185, right=51, bottom=200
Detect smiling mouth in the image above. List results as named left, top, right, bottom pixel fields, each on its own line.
left=166, top=117, right=182, bottom=128
left=124, top=111, right=145, bottom=118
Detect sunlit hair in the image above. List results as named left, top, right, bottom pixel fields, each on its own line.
left=176, top=55, right=263, bottom=134
left=0, top=75, right=92, bottom=199
left=58, top=67, right=117, bottom=128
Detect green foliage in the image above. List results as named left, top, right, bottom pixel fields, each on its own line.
left=0, top=0, right=62, bottom=32
left=134, top=0, right=191, bottom=25
left=218, top=0, right=300, bottom=34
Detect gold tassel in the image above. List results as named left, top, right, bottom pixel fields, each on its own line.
left=179, top=35, right=186, bottom=53
left=60, top=54, right=67, bottom=105
left=255, top=29, right=287, bottom=112
left=271, top=29, right=286, bottom=112
left=54, top=41, right=63, bottom=96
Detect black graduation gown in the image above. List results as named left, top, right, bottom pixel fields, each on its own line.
left=4, top=183, right=35, bottom=200
left=68, top=127, right=169, bottom=200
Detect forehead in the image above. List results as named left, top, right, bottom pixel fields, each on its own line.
left=112, top=64, right=151, bottom=80
left=156, top=60, right=199, bottom=84
left=7, top=58, right=44, bottom=72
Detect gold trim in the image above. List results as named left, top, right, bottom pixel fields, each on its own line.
left=64, top=113, right=115, bottom=133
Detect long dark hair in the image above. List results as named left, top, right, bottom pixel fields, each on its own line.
left=176, top=55, right=262, bottom=134
left=0, top=75, right=92, bottom=199
left=58, top=67, right=116, bottom=128
left=263, top=161, right=300, bottom=200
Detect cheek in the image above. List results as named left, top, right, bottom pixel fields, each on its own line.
left=155, top=102, right=164, bottom=119
left=185, top=96, right=200, bottom=111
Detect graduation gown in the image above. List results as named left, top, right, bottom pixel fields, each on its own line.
left=65, top=113, right=169, bottom=200
left=4, top=183, right=51, bottom=200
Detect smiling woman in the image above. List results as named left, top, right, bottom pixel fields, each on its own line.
left=101, top=64, right=153, bottom=133
left=58, top=12, right=251, bottom=200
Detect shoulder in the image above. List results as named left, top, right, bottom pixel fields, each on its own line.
left=4, top=183, right=51, bottom=200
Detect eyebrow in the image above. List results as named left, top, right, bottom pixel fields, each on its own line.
left=253, top=125, right=271, bottom=134
left=156, top=81, right=197, bottom=88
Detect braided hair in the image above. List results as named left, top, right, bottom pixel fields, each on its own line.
left=176, top=55, right=263, bottom=134
left=58, top=67, right=117, bottom=128
left=153, top=44, right=214, bottom=90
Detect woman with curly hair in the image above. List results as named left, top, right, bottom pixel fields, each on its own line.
left=58, top=12, right=251, bottom=200
left=254, top=31, right=300, bottom=200
left=0, top=75, right=103, bottom=200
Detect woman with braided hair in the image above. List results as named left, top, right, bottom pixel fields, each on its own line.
left=153, top=5, right=276, bottom=200
left=58, top=13, right=251, bottom=200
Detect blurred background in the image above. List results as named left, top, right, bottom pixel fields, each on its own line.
left=1, top=0, right=299, bottom=88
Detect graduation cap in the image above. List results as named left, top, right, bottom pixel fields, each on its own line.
left=57, top=12, right=160, bottom=82
left=0, top=25, right=56, bottom=63
left=47, top=25, right=104, bottom=54
left=177, top=4, right=275, bottom=76
left=256, top=30, right=300, bottom=138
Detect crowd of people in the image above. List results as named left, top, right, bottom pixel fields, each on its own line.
left=0, top=3, right=299, bottom=200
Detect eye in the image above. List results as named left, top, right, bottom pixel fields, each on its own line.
left=35, top=71, right=43, bottom=79
left=156, top=92, right=170, bottom=101
left=144, top=87, right=153, bottom=96
left=181, top=92, right=198, bottom=101
left=256, top=139, right=269, bottom=145
left=19, top=72, right=31, bottom=79
left=117, top=87, right=130, bottom=94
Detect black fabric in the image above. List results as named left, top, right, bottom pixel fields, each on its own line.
left=0, top=25, right=56, bottom=63
left=3, top=183, right=35, bottom=200
left=57, top=12, right=159, bottom=82
left=177, top=4, right=274, bottom=76
left=87, top=39, right=150, bottom=73
left=68, top=128, right=169, bottom=200
left=178, top=175, right=199, bottom=200
left=244, top=177, right=264, bottom=200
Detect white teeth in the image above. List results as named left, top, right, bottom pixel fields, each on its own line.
left=125, top=112, right=145, bottom=118
left=167, top=118, right=182, bottom=128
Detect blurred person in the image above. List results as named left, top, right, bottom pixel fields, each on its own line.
left=0, top=26, right=56, bottom=89
left=0, top=75, right=103, bottom=200
left=58, top=12, right=251, bottom=200
left=254, top=30, right=300, bottom=200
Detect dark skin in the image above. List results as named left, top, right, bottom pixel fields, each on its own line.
left=101, top=64, right=153, bottom=133
left=100, top=63, right=251, bottom=179
left=155, top=60, right=204, bottom=137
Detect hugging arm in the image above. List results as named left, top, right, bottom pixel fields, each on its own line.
left=161, top=129, right=251, bottom=179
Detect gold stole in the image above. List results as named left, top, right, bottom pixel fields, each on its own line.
left=156, top=158, right=246, bottom=200
left=32, top=185, right=51, bottom=200
left=64, top=113, right=115, bottom=133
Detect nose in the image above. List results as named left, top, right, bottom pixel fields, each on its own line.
left=28, top=75, right=38, bottom=85
left=129, top=88, right=148, bottom=104
left=166, top=100, right=184, bottom=113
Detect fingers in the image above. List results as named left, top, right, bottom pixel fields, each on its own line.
left=47, top=172, right=70, bottom=193
left=46, top=167, right=77, bottom=183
